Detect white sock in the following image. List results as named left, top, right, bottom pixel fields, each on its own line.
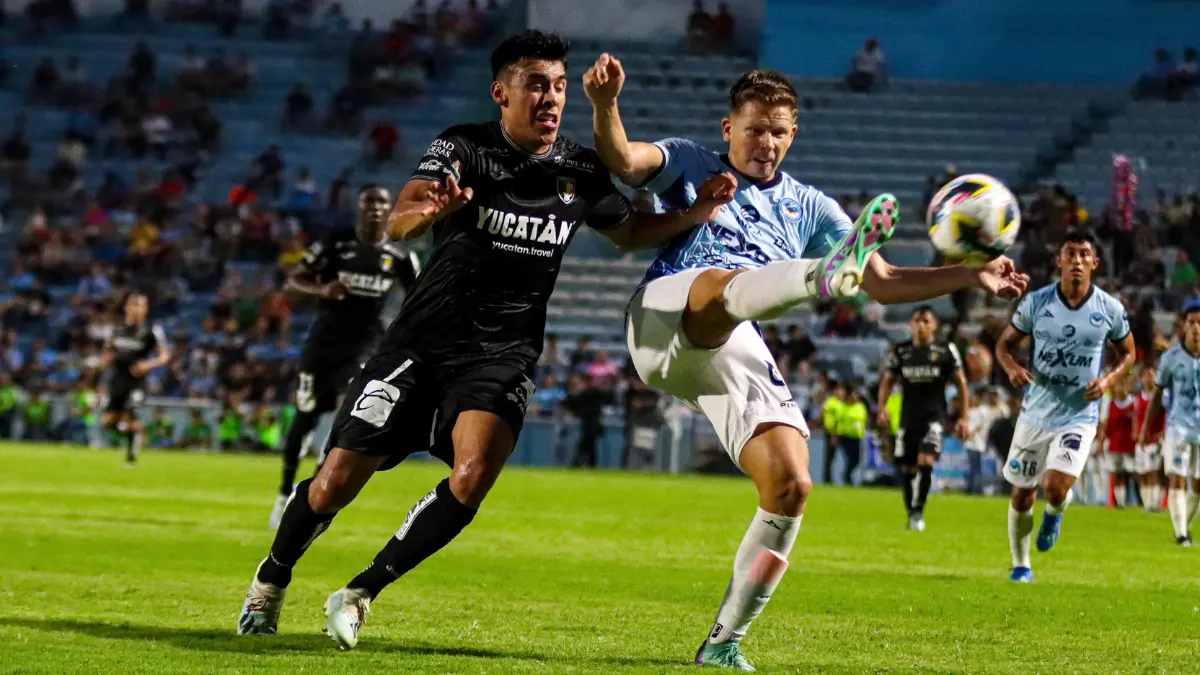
left=1169, top=488, right=1189, bottom=538
left=708, top=508, right=802, bottom=644
left=1113, top=482, right=1127, bottom=507
left=1044, top=490, right=1073, bottom=516
left=1149, top=484, right=1163, bottom=511
left=1188, top=491, right=1200, bottom=529
left=1008, top=504, right=1034, bottom=569
left=721, top=259, right=822, bottom=322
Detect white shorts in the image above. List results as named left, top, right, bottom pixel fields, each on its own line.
left=1002, top=419, right=1097, bottom=489
left=1163, top=432, right=1200, bottom=479
left=626, top=268, right=808, bottom=469
left=1104, top=452, right=1137, bottom=475
left=1136, top=443, right=1162, bottom=474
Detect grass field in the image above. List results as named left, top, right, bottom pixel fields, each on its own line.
left=1, top=446, right=1198, bottom=674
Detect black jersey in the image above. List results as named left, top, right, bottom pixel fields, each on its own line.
left=109, top=321, right=166, bottom=380
left=298, top=227, right=419, bottom=363
left=389, top=121, right=634, bottom=369
left=884, top=339, right=963, bottom=426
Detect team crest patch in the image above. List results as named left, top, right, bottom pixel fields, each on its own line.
left=778, top=197, right=801, bottom=223
left=1062, top=325, right=1076, bottom=337
left=380, top=254, right=394, bottom=272
left=1089, top=312, right=1104, bottom=327
left=557, top=176, right=576, bottom=205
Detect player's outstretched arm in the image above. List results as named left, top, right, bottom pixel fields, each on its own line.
left=995, top=324, right=1034, bottom=389
left=601, top=173, right=736, bottom=251
left=387, top=176, right=473, bottom=241
left=584, top=53, right=665, bottom=187
left=861, top=255, right=1029, bottom=305
left=132, top=327, right=171, bottom=378
left=1084, top=332, right=1136, bottom=401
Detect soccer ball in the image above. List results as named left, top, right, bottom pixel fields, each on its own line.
left=926, top=174, right=1020, bottom=266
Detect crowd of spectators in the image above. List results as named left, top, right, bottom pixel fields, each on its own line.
left=1136, top=47, right=1198, bottom=101
left=685, top=0, right=738, bottom=53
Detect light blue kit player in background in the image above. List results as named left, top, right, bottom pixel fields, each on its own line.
left=1140, top=301, right=1200, bottom=546
left=996, top=231, right=1136, bottom=583
left=583, top=55, right=1029, bottom=671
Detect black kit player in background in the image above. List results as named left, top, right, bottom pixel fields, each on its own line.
left=268, top=184, right=421, bottom=529
left=100, top=292, right=171, bottom=465
left=237, top=30, right=737, bottom=645
left=877, top=306, right=969, bottom=532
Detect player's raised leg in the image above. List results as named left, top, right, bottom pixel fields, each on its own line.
left=685, top=195, right=898, bottom=350
left=324, top=410, right=510, bottom=650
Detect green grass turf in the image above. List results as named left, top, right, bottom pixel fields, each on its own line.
left=1, top=446, right=1198, bottom=674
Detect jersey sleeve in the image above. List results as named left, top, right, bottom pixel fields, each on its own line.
left=643, top=135, right=705, bottom=200
left=410, top=128, right=476, bottom=186
left=947, top=343, right=964, bottom=372
left=297, top=234, right=334, bottom=276
left=1155, top=351, right=1174, bottom=388
left=1107, top=299, right=1131, bottom=341
left=800, top=193, right=854, bottom=258
left=883, top=344, right=901, bottom=376
left=580, top=165, right=635, bottom=232
left=150, top=323, right=167, bottom=353
left=1010, top=293, right=1035, bottom=334
left=383, top=244, right=422, bottom=287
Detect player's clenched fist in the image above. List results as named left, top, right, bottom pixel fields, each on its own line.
left=686, top=172, right=738, bottom=223
left=583, top=53, right=625, bottom=106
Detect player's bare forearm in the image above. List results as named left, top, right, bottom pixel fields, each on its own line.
left=283, top=273, right=328, bottom=298
left=876, top=372, right=894, bottom=417
left=862, top=258, right=979, bottom=304
left=1103, top=334, right=1138, bottom=387
left=386, top=208, right=436, bottom=241
left=995, top=325, right=1027, bottom=375
left=605, top=208, right=703, bottom=252
left=591, top=103, right=662, bottom=187
left=954, top=370, right=970, bottom=420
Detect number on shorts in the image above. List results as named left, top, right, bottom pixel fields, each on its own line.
left=1020, top=460, right=1039, bottom=477
left=296, top=372, right=316, bottom=413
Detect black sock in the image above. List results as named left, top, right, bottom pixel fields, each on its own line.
left=124, top=431, right=137, bottom=463
left=256, top=478, right=335, bottom=588
left=348, top=479, right=476, bottom=599
left=280, top=410, right=319, bottom=496
left=914, top=466, right=933, bottom=514
left=901, top=471, right=915, bottom=516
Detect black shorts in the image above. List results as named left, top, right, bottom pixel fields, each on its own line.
left=326, top=344, right=534, bottom=470
left=104, top=375, right=144, bottom=415
left=294, top=355, right=362, bottom=416
left=895, top=421, right=944, bottom=466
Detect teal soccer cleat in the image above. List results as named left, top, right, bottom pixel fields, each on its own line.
left=815, top=193, right=899, bottom=300
left=695, top=640, right=756, bottom=672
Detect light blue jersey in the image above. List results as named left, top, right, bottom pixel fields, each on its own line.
left=1155, top=344, right=1200, bottom=443
left=638, top=138, right=851, bottom=287
left=1011, top=283, right=1130, bottom=430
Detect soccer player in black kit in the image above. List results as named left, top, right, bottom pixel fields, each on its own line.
left=100, top=292, right=170, bottom=465
left=237, top=30, right=736, bottom=646
left=877, top=306, right=969, bottom=531
left=268, top=184, right=420, bottom=529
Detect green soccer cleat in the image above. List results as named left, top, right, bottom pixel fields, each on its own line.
left=695, top=640, right=756, bottom=672
left=323, top=587, right=371, bottom=650
left=815, top=193, right=899, bottom=299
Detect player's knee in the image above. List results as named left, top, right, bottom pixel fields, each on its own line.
left=917, top=453, right=936, bottom=469
left=449, top=456, right=503, bottom=508
left=306, top=480, right=350, bottom=514
left=1011, top=488, right=1036, bottom=512
left=1042, top=476, right=1072, bottom=506
left=768, top=470, right=812, bottom=517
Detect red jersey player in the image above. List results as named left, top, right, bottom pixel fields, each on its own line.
left=1099, top=372, right=1138, bottom=508
left=1135, top=366, right=1168, bottom=512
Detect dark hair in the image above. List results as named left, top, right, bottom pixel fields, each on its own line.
left=1183, top=301, right=1200, bottom=320
left=490, top=30, right=570, bottom=80
left=1059, top=230, right=1097, bottom=252
left=728, top=69, right=798, bottom=116
left=358, top=182, right=386, bottom=195
left=911, top=305, right=938, bottom=320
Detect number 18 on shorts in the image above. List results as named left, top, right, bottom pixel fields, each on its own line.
left=1002, top=422, right=1097, bottom=489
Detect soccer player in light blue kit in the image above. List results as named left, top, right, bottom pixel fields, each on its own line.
left=996, top=232, right=1136, bottom=582
left=584, top=55, right=1029, bottom=670
left=1139, top=302, right=1200, bottom=545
